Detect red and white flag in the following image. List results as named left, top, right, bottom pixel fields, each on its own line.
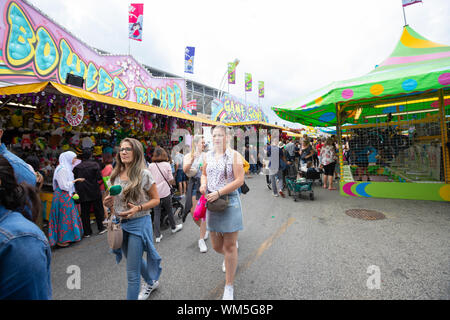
left=402, top=0, right=422, bottom=7
left=129, top=4, right=144, bottom=41
left=186, top=100, right=197, bottom=114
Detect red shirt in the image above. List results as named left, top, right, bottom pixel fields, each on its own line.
left=316, top=143, right=324, bottom=156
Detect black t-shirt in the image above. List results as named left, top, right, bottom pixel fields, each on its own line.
left=73, top=160, right=102, bottom=202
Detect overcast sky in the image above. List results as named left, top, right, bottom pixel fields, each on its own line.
left=27, top=0, right=450, bottom=128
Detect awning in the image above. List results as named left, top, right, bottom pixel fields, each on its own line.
left=226, top=121, right=286, bottom=130
left=0, top=81, right=224, bottom=126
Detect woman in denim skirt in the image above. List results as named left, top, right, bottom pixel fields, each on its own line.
left=199, top=126, right=244, bottom=300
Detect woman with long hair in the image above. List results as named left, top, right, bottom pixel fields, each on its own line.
left=103, top=138, right=162, bottom=300
left=183, top=135, right=209, bottom=253
left=0, top=155, right=52, bottom=299
left=199, top=126, right=245, bottom=300
left=48, top=151, right=84, bottom=247
left=148, top=147, right=182, bottom=243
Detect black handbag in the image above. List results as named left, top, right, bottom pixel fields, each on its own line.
left=241, top=181, right=250, bottom=194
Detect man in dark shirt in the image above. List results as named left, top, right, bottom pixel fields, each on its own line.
left=73, top=148, right=106, bottom=237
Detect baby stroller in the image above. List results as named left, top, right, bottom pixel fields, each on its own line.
left=305, top=167, right=322, bottom=186
left=151, top=194, right=184, bottom=230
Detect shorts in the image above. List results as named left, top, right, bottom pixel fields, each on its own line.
left=323, top=162, right=336, bottom=176
left=190, top=178, right=202, bottom=200
left=175, top=169, right=188, bottom=183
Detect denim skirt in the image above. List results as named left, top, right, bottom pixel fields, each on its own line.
left=206, top=191, right=243, bottom=233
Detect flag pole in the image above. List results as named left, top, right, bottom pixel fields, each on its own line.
left=402, top=4, right=408, bottom=26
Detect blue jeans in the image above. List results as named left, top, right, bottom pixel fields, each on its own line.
left=270, top=169, right=284, bottom=195
left=122, top=231, right=152, bottom=300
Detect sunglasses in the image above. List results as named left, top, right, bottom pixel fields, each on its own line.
left=119, top=147, right=133, bottom=153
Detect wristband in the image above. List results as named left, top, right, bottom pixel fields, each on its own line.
left=217, top=190, right=221, bottom=197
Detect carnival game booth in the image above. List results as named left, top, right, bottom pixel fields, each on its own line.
left=273, top=26, right=450, bottom=202
left=0, top=81, right=223, bottom=222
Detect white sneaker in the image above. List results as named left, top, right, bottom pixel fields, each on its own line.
left=222, top=285, right=234, bottom=300
left=198, top=239, right=207, bottom=253
left=138, top=280, right=159, bottom=300
left=155, top=235, right=163, bottom=243
left=171, top=224, right=183, bottom=233
left=222, top=260, right=226, bottom=273
left=204, top=231, right=209, bottom=240
left=272, top=193, right=279, bottom=197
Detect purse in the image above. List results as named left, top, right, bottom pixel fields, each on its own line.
left=206, top=192, right=229, bottom=212
left=106, top=214, right=123, bottom=250
left=241, top=181, right=250, bottom=194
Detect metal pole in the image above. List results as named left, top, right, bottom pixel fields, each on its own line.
left=438, top=89, right=449, bottom=183
left=402, top=5, right=407, bottom=26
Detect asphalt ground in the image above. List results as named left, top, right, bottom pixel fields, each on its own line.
left=50, top=174, right=450, bottom=300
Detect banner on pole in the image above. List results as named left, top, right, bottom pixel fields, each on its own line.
left=258, top=81, right=264, bottom=98
left=129, top=4, right=144, bottom=41
left=402, top=0, right=422, bottom=7
left=228, top=62, right=236, bottom=84
left=185, top=46, right=195, bottom=74
left=245, top=73, right=252, bottom=92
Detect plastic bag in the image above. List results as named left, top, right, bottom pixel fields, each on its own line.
left=193, top=195, right=207, bottom=221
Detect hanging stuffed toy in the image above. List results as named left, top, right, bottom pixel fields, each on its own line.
left=21, top=134, right=32, bottom=150
left=143, top=115, right=153, bottom=131
left=70, top=131, right=81, bottom=146
left=11, top=109, right=23, bottom=128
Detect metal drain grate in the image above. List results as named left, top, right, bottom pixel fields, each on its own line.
left=345, top=209, right=386, bottom=220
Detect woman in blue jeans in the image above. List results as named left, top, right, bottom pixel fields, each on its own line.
left=103, top=138, right=161, bottom=300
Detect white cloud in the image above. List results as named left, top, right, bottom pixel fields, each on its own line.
left=26, top=0, right=450, bottom=128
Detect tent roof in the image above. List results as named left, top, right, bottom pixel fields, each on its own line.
left=272, top=26, right=450, bottom=127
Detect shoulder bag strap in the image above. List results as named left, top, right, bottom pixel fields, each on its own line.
left=155, top=163, right=173, bottom=190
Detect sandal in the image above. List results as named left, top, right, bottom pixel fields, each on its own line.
left=328, top=187, right=337, bottom=190
left=57, top=242, right=70, bottom=247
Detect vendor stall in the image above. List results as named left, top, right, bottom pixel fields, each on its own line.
left=0, top=0, right=225, bottom=229
left=272, top=25, right=450, bottom=201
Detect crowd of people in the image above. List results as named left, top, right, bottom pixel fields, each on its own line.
left=256, top=134, right=341, bottom=198
left=0, top=122, right=247, bottom=300
left=1, top=115, right=346, bottom=300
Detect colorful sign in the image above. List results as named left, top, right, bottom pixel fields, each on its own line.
left=258, top=81, right=264, bottom=98
left=228, top=62, right=236, bottom=84
left=129, top=4, right=144, bottom=41
left=65, top=97, right=84, bottom=127
left=184, top=46, right=195, bottom=74
left=245, top=73, right=252, bottom=92
left=0, top=1, right=187, bottom=112
left=211, top=94, right=269, bottom=123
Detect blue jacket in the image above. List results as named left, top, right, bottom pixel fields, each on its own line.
left=0, top=205, right=52, bottom=300
left=0, top=143, right=36, bottom=187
